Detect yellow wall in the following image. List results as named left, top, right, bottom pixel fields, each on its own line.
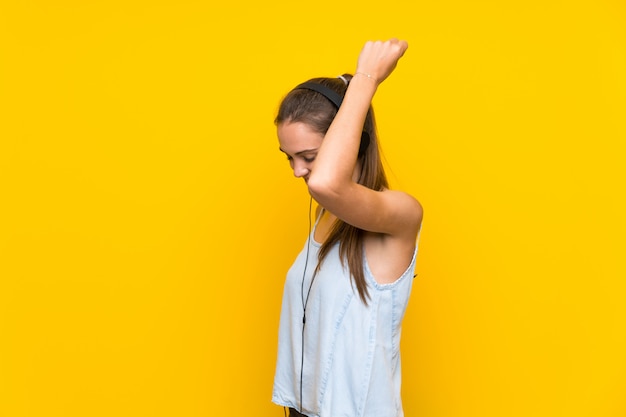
left=1, top=1, right=625, bottom=416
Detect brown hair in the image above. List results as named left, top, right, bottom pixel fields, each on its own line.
left=275, top=74, right=389, bottom=304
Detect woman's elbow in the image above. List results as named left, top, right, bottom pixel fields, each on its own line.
left=307, top=175, right=341, bottom=202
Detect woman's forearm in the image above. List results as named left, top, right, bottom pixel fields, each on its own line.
left=307, top=73, right=378, bottom=193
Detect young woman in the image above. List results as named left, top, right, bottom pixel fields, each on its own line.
left=272, top=39, right=423, bottom=417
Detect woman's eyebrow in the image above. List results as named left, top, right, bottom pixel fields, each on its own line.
left=278, top=148, right=318, bottom=155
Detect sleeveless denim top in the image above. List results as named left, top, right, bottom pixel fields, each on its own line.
left=272, top=216, right=419, bottom=417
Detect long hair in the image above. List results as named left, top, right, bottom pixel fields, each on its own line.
left=275, top=74, right=389, bottom=304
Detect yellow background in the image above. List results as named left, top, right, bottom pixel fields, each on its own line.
left=1, top=1, right=625, bottom=416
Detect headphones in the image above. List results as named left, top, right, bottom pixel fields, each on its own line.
left=294, top=81, right=371, bottom=157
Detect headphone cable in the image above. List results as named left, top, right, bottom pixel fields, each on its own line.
left=299, top=196, right=314, bottom=413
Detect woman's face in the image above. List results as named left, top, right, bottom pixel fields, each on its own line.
left=277, top=121, right=324, bottom=183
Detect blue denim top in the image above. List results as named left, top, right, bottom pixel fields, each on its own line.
left=272, top=219, right=419, bottom=417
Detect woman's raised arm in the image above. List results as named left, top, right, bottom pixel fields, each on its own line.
left=306, top=39, right=420, bottom=237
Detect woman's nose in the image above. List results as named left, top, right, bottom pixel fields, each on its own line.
left=293, top=161, right=310, bottom=178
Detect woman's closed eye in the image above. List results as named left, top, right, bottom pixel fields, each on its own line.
left=285, top=155, right=316, bottom=163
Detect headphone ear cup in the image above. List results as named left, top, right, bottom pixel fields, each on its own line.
left=358, top=131, right=370, bottom=157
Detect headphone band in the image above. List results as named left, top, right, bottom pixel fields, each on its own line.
left=294, top=82, right=344, bottom=108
